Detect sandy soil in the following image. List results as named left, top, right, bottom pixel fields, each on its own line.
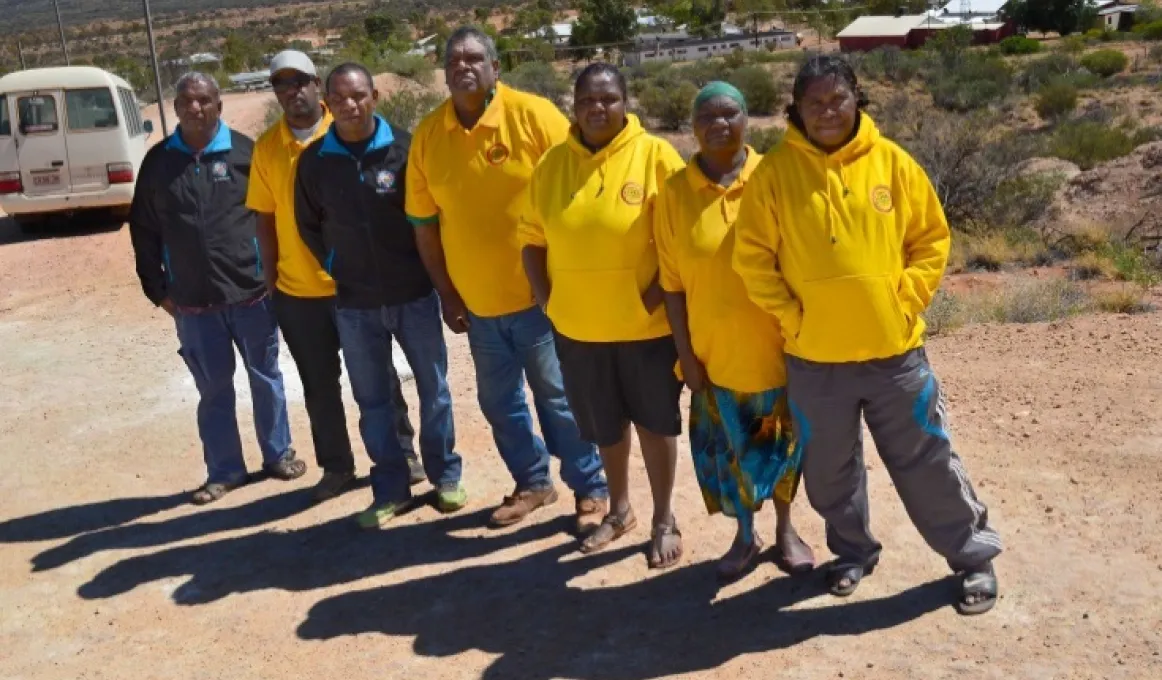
left=2, top=102, right=1161, bottom=679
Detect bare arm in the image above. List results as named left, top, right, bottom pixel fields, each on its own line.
left=255, top=212, right=279, bottom=292
left=641, top=273, right=664, bottom=313
left=414, top=222, right=469, bottom=333
left=663, top=291, right=707, bottom=391
left=521, top=245, right=551, bottom=309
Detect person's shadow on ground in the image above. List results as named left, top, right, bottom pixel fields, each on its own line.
left=295, top=541, right=955, bottom=680
left=0, top=492, right=188, bottom=544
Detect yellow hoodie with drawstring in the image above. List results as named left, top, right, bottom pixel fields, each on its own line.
left=733, top=113, right=951, bottom=364
left=519, top=114, right=685, bottom=343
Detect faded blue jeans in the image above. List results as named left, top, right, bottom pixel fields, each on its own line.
left=174, top=297, right=294, bottom=486
left=335, top=291, right=463, bottom=505
left=467, top=305, right=608, bottom=500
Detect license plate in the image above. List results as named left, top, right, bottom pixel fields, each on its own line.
left=32, top=173, right=60, bottom=187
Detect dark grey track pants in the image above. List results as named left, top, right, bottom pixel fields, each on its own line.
left=786, top=348, right=1002, bottom=572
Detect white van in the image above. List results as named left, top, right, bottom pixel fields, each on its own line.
left=0, top=66, right=154, bottom=231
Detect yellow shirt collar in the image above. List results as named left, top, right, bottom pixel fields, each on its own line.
left=443, top=82, right=507, bottom=131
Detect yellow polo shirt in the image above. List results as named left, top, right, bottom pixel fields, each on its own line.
left=246, top=108, right=336, bottom=298
left=518, top=115, right=685, bottom=343
left=406, top=83, right=570, bottom=318
left=655, top=148, right=786, bottom=394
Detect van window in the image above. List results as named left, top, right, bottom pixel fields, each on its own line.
left=18, top=95, right=59, bottom=134
left=117, top=87, right=145, bottom=136
left=66, top=88, right=119, bottom=131
left=0, top=95, right=9, bottom=136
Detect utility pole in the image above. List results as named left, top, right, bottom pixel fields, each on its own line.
left=17, top=38, right=27, bottom=69
left=52, top=0, right=70, bottom=65
left=143, top=0, right=169, bottom=136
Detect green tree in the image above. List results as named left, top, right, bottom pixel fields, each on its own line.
left=1003, top=0, right=1098, bottom=36
left=571, top=0, right=637, bottom=47
left=365, top=13, right=398, bottom=43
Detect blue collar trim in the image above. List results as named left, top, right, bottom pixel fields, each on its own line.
left=166, top=122, right=233, bottom=155
left=319, top=115, right=394, bottom=158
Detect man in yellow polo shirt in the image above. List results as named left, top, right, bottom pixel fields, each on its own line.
left=408, top=27, right=608, bottom=531
left=247, top=50, right=421, bottom=503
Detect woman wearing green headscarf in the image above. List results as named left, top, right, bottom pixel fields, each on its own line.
left=654, top=82, right=815, bottom=582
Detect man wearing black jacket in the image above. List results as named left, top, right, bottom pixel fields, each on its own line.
left=130, top=72, right=304, bottom=505
left=296, top=63, right=465, bottom=529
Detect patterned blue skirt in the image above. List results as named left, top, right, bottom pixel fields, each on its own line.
left=688, top=385, right=802, bottom=517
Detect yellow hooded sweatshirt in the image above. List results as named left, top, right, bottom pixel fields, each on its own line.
left=519, top=114, right=685, bottom=343
left=733, top=114, right=951, bottom=364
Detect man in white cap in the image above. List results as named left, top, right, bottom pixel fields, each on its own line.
left=247, top=50, right=422, bottom=503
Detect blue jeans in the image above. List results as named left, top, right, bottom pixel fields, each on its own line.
left=174, top=298, right=294, bottom=485
left=335, top=291, right=462, bottom=505
left=467, top=306, right=608, bottom=499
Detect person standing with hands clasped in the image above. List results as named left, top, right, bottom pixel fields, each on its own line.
left=295, top=63, right=465, bottom=529
left=520, top=64, right=686, bottom=569
left=733, top=56, right=1002, bottom=614
left=129, top=72, right=303, bottom=506
left=655, top=82, right=815, bottom=582
left=248, top=51, right=423, bottom=504
left=407, top=27, right=609, bottom=532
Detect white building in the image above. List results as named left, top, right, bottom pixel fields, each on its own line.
left=625, top=30, right=797, bottom=67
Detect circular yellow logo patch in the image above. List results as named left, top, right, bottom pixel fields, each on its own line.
left=871, top=185, right=894, bottom=213
left=486, top=143, right=510, bottom=166
left=620, top=182, right=645, bottom=206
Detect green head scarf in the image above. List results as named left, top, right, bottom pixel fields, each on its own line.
left=693, top=81, right=748, bottom=117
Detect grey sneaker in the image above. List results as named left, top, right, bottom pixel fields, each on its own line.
left=406, top=453, right=426, bottom=485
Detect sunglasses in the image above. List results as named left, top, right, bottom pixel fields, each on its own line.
left=271, top=73, right=314, bottom=92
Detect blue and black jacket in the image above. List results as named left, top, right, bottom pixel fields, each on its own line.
left=294, top=115, right=433, bottom=309
left=128, top=122, right=264, bottom=308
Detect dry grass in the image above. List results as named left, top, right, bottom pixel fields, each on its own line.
left=1092, top=286, right=1154, bottom=314
left=951, top=230, right=1056, bottom=273
left=925, top=277, right=1091, bottom=335
left=1070, top=252, right=1118, bottom=280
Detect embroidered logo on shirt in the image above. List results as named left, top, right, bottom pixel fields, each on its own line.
left=210, top=161, right=231, bottom=182
left=620, top=182, right=645, bottom=206
left=486, top=143, right=510, bottom=165
left=871, top=185, right=893, bottom=213
left=375, top=169, right=397, bottom=194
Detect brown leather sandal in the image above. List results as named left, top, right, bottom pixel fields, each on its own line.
left=579, top=510, right=637, bottom=554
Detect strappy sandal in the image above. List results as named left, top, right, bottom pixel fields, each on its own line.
left=579, top=511, right=637, bottom=554
left=826, top=557, right=878, bottom=597
left=956, top=562, right=998, bottom=615
left=190, top=480, right=244, bottom=505
left=647, top=521, right=683, bottom=570
left=264, top=456, right=307, bottom=481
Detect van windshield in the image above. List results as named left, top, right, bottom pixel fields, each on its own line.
left=66, top=88, right=119, bottom=131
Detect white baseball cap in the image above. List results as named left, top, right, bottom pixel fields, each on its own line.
left=269, top=50, right=317, bottom=77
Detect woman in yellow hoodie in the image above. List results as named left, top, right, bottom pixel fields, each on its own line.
left=520, top=63, right=686, bottom=568
left=655, top=82, right=815, bottom=582
left=733, top=56, right=1002, bottom=614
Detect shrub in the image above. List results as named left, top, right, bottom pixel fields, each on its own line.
left=377, top=89, right=443, bottom=132
left=1070, top=251, right=1117, bottom=280
left=1048, top=120, right=1134, bottom=169
left=1135, top=20, right=1162, bottom=41
left=745, top=125, right=784, bottom=154
left=927, top=55, right=1012, bottom=111
left=639, top=81, right=699, bottom=131
left=676, top=60, right=733, bottom=88
left=1018, top=53, right=1080, bottom=92
left=1150, top=44, right=1162, bottom=62
left=505, top=62, right=570, bottom=108
left=999, top=36, right=1042, bottom=55
left=1084, top=28, right=1117, bottom=43
left=727, top=65, right=782, bottom=116
left=923, top=288, right=966, bottom=336
left=1057, top=35, right=1087, bottom=54
left=1093, top=287, right=1153, bottom=314
left=985, top=175, right=1065, bottom=234
left=1131, top=125, right=1162, bottom=146
left=1080, top=49, right=1129, bottom=77
left=987, top=279, right=1089, bottom=323
left=856, top=46, right=924, bottom=82
left=380, top=51, right=434, bottom=85
left=1035, top=81, right=1078, bottom=121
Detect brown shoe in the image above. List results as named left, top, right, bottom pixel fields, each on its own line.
left=575, top=496, right=609, bottom=535
left=489, top=486, right=559, bottom=527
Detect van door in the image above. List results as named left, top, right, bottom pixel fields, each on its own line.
left=63, top=87, right=123, bottom=193
left=0, top=95, right=16, bottom=179
left=14, top=90, right=71, bottom=196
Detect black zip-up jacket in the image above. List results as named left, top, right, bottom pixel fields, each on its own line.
left=129, top=123, right=264, bottom=308
left=295, top=116, right=434, bottom=309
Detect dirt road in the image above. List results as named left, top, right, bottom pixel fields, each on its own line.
left=1, top=213, right=1161, bottom=679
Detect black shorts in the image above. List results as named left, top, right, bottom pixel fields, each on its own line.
left=553, top=333, right=683, bottom=447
